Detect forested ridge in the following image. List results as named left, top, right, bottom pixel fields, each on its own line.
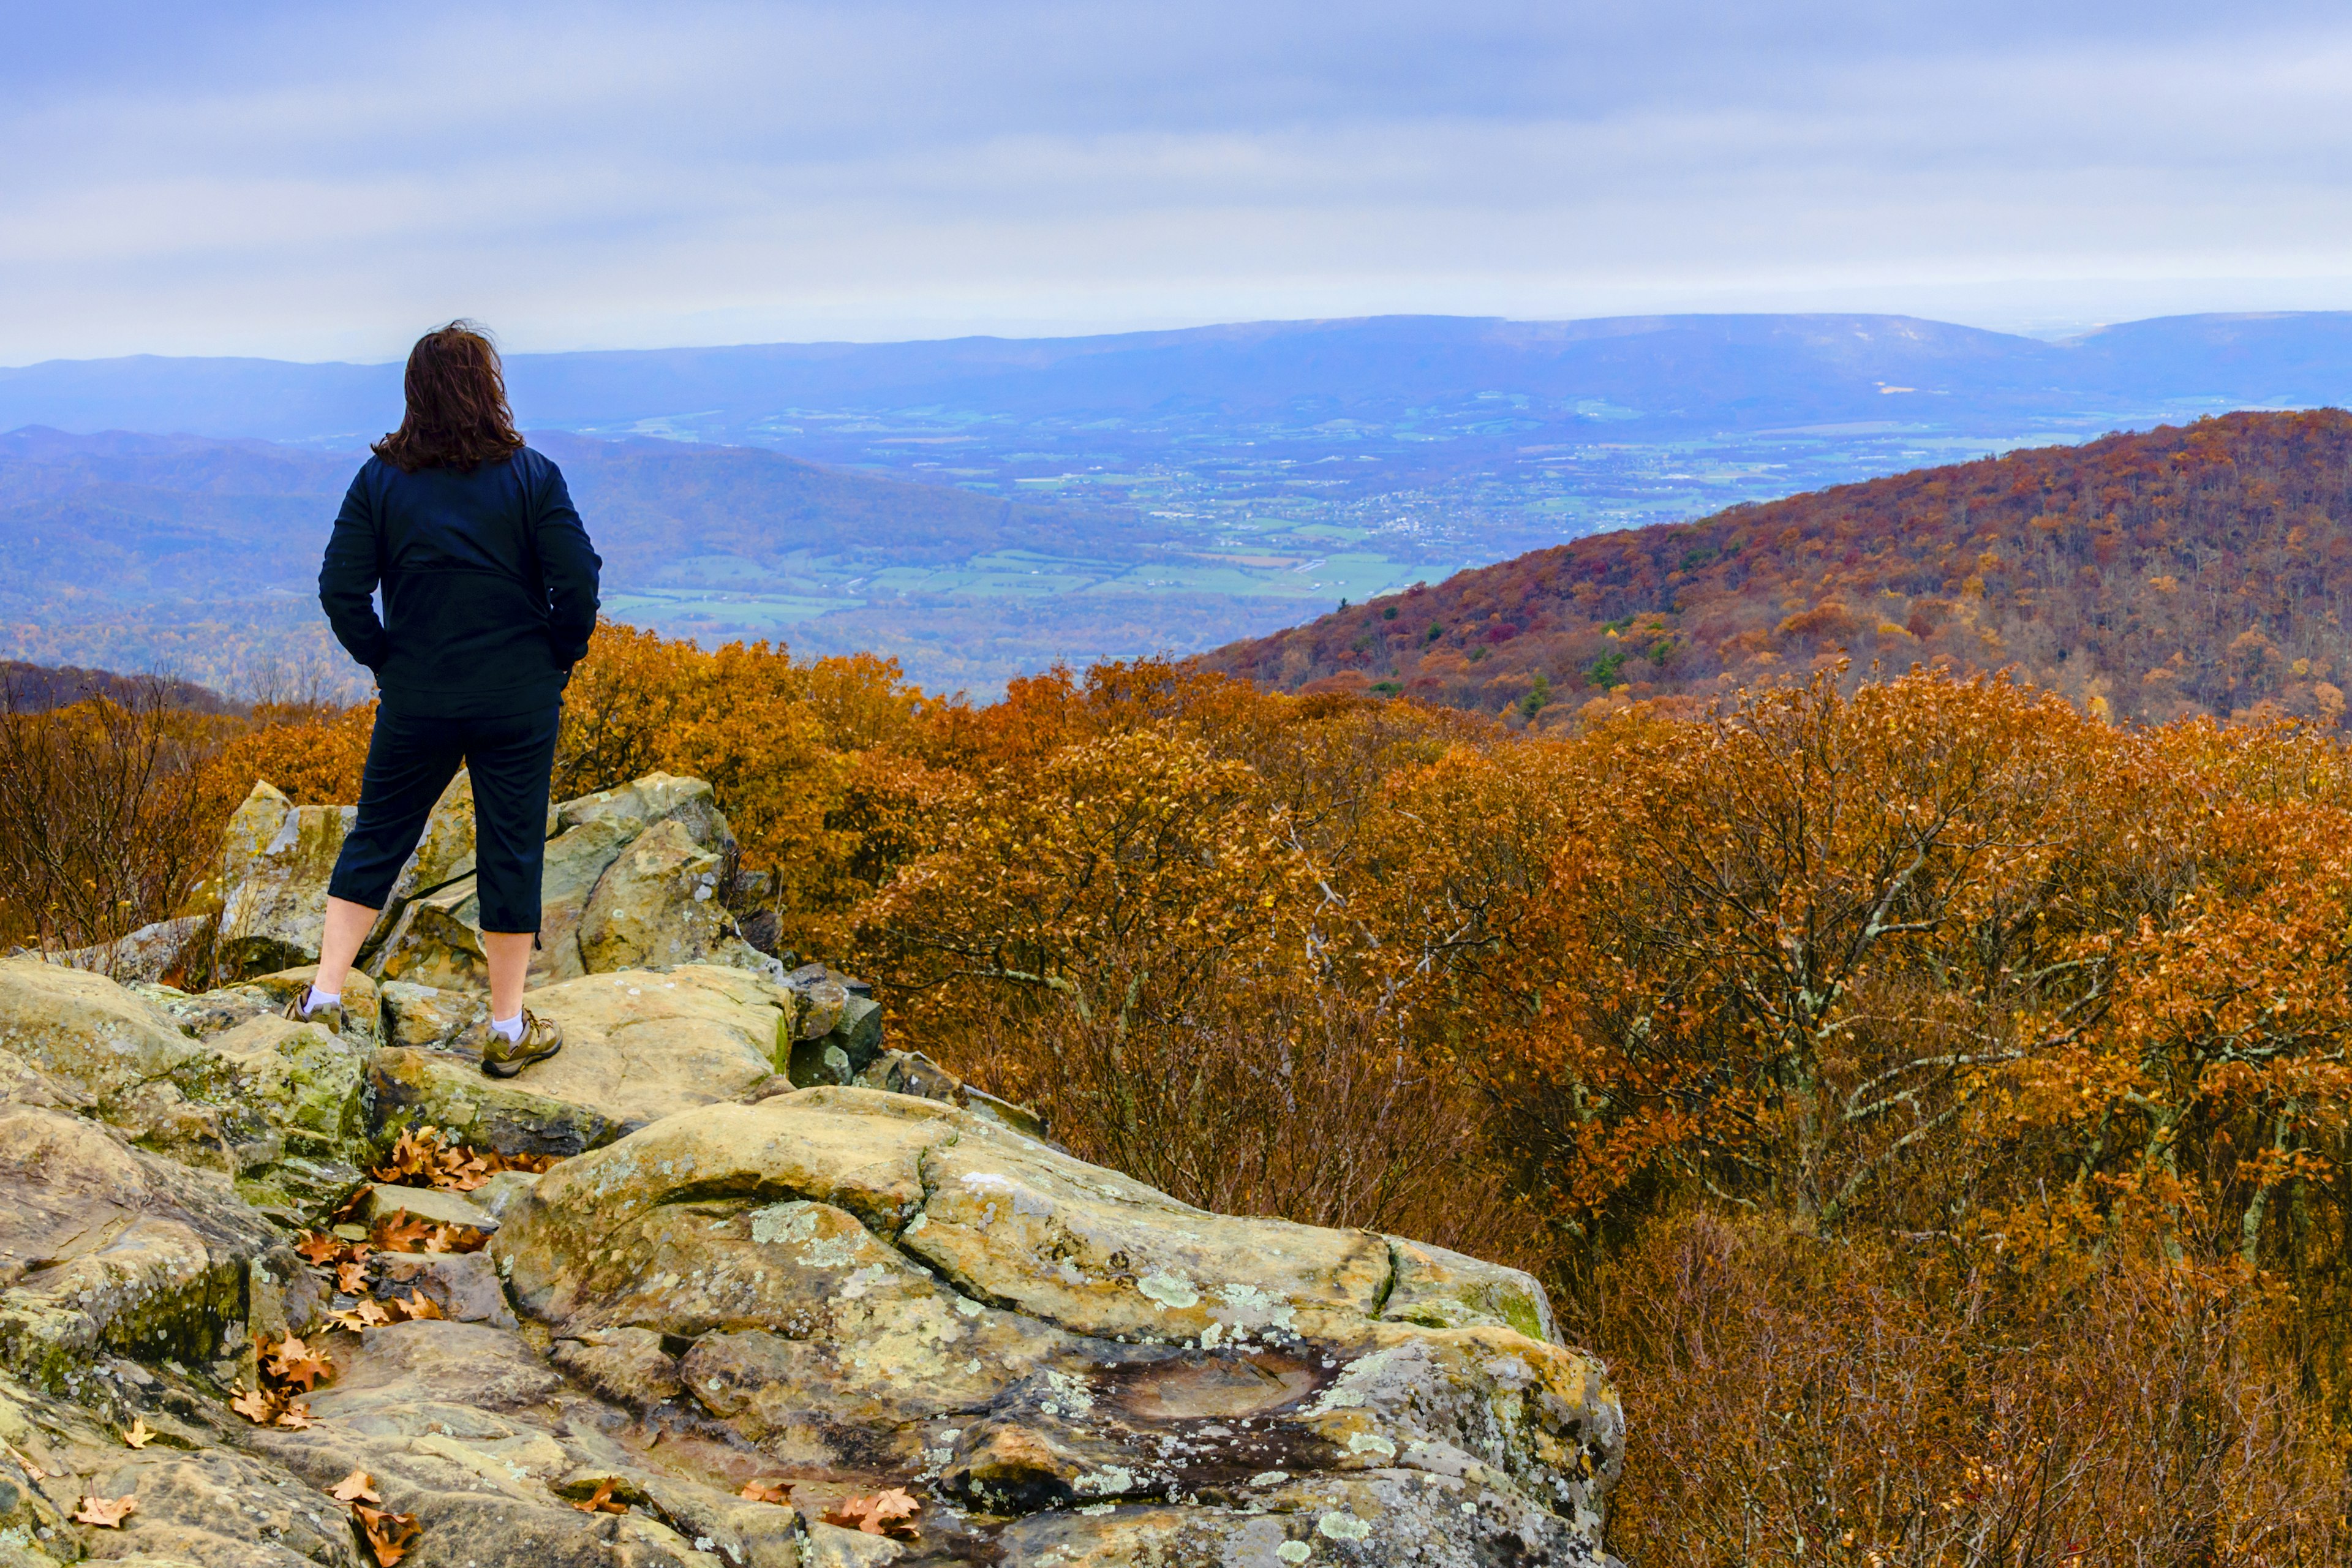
left=1205, top=409, right=2352, bottom=729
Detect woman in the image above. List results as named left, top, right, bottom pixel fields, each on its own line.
left=287, top=322, right=602, bottom=1077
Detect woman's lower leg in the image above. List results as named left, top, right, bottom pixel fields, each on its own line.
left=483, top=930, right=533, bottom=1023
left=312, top=897, right=378, bottom=999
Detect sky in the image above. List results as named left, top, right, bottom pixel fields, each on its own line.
left=7, top=0, right=2352, bottom=364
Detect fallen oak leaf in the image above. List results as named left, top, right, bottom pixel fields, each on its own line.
left=230, top=1385, right=281, bottom=1425
left=4, top=1440, right=51, bottom=1477
left=738, top=1478, right=794, bottom=1504
left=353, top=1501, right=421, bottom=1566
left=570, top=1479, right=629, bottom=1515
left=823, top=1485, right=921, bottom=1539
left=73, top=1493, right=137, bottom=1528
left=336, top=1256, right=372, bottom=1294
left=369, top=1212, right=434, bottom=1253
left=329, top=1185, right=374, bottom=1226
left=424, top=1223, right=488, bottom=1255
left=397, top=1289, right=444, bottom=1322
left=331, top=1469, right=381, bottom=1504
left=263, top=1332, right=334, bottom=1392
left=275, top=1400, right=312, bottom=1430
left=295, top=1230, right=343, bottom=1264
left=122, top=1416, right=155, bottom=1449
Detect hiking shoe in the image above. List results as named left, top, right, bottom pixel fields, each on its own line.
left=480, top=1009, right=563, bottom=1078
left=282, top=990, right=345, bottom=1036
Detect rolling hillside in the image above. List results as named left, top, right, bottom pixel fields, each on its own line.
left=1200, top=409, right=2352, bottom=729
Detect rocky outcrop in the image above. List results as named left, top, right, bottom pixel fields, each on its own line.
left=0, top=769, right=1624, bottom=1567
left=369, top=771, right=767, bottom=992
left=0, top=958, right=372, bottom=1214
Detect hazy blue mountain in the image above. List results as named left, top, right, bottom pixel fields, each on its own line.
left=7, top=312, right=2348, bottom=445
left=4, top=312, right=2348, bottom=696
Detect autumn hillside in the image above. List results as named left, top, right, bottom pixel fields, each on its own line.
left=1200, top=409, right=2352, bottom=727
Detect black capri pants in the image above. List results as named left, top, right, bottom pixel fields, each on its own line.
left=327, top=704, right=562, bottom=934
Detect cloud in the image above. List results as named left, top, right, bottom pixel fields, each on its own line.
left=6, top=0, right=2352, bottom=360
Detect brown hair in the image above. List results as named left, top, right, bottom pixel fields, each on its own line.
left=372, top=320, right=525, bottom=473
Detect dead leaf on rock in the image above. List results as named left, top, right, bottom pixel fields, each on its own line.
left=369, top=1212, right=434, bottom=1253
left=331, top=1469, right=381, bottom=1504
left=570, top=1479, right=630, bottom=1515
left=275, top=1400, right=312, bottom=1430
left=263, top=1331, right=334, bottom=1392
left=739, top=1478, right=795, bottom=1504
left=121, top=1416, right=155, bottom=1449
left=74, top=1493, right=137, bottom=1528
left=353, top=1501, right=421, bottom=1566
left=424, top=1222, right=488, bottom=1254
left=398, top=1289, right=445, bottom=1321
left=230, top=1385, right=281, bottom=1425
left=336, top=1255, right=372, bottom=1294
left=295, top=1229, right=343, bottom=1264
left=823, top=1485, right=922, bottom=1538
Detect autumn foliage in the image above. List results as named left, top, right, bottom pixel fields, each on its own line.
left=1208, top=409, right=2352, bottom=734
left=30, top=602, right=2352, bottom=1558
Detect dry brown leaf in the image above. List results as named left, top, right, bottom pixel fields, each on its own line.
left=121, top=1416, right=154, bottom=1450
left=329, top=1185, right=374, bottom=1225
left=822, top=1485, right=921, bottom=1538
left=230, top=1385, right=280, bottom=1425
left=274, top=1400, right=312, bottom=1430
left=738, top=1478, right=795, bottom=1504
left=398, top=1290, right=444, bottom=1322
left=370, top=1128, right=436, bottom=1184
left=354, top=1501, right=421, bottom=1566
left=73, top=1493, right=137, bottom=1528
left=570, top=1479, right=629, bottom=1515
left=331, top=1469, right=381, bottom=1504
left=2, top=1441, right=48, bottom=1478
left=263, top=1331, right=334, bottom=1393
left=369, top=1212, right=433, bottom=1253
left=336, top=1256, right=372, bottom=1294
left=423, top=1223, right=488, bottom=1255
left=295, top=1230, right=342, bottom=1264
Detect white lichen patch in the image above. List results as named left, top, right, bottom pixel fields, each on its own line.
left=1042, top=1368, right=1095, bottom=1414
left=1316, top=1511, right=1373, bottom=1541
left=1276, top=1542, right=1313, bottom=1563
left=1074, top=1465, right=1137, bottom=1496
left=1137, top=1270, right=1199, bottom=1310
left=1346, top=1431, right=1398, bottom=1460
left=748, top=1202, right=820, bottom=1246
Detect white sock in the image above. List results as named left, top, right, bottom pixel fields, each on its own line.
left=303, top=986, right=341, bottom=1016
left=489, top=1014, right=525, bottom=1044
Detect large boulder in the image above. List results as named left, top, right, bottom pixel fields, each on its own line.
left=492, top=1088, right=1624, bottom=1561
left=369, top=774, right=772, bottom=990
left=0, top=1103, right=318, bottom=1388
left=199, top=782, right=357, bottom=980
left=0, top=958, right=373, bottom=1213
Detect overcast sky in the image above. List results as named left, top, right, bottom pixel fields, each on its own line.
left=7, top=0, right=2352, bottom=363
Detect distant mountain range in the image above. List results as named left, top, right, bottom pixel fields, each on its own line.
left=4, top=312, right=2350, bottom=694
left=10, top=312, right=2352, bottom=444
left=1202, top=409, right=2352, bottom=731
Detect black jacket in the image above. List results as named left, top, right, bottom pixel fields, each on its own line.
left=318, top=447, right=602, bottom=717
